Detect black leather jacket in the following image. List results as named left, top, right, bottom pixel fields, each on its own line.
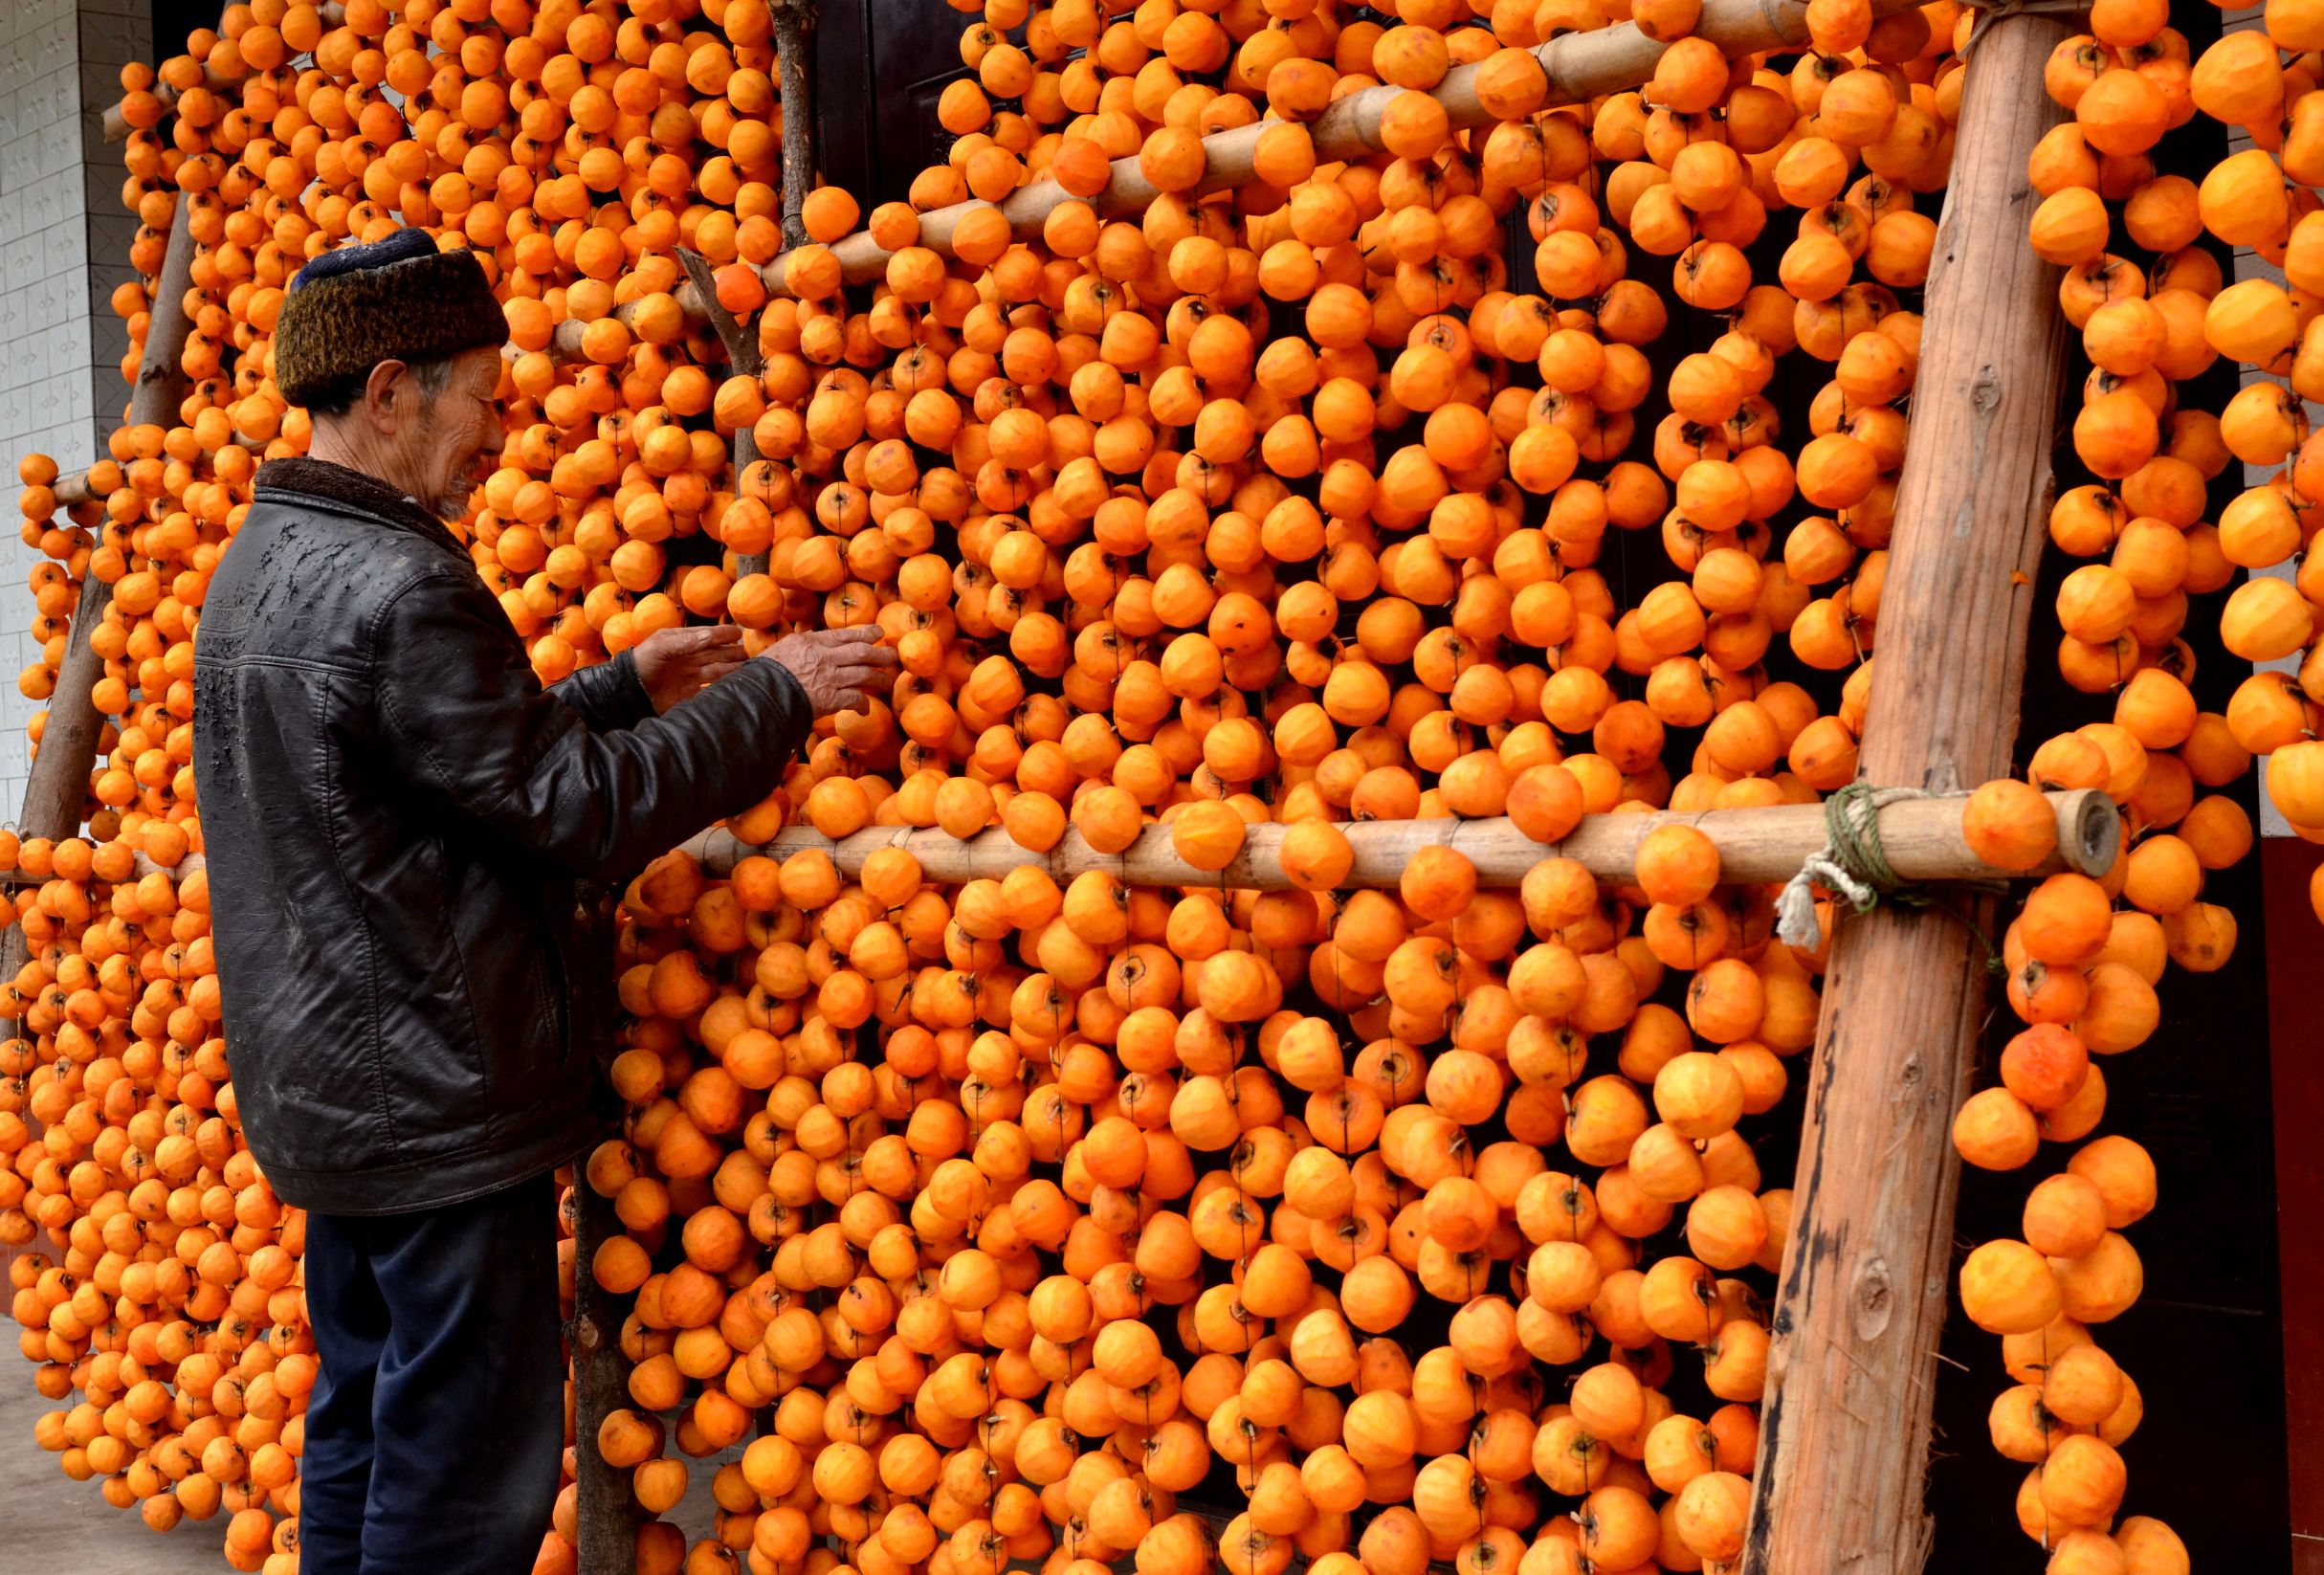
left=193, top=458, right=810, bottom=1216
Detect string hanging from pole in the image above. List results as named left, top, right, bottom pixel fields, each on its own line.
left=1773, top=784, right=2012, bottom=963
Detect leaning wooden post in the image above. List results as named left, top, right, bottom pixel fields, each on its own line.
left=1742, top=11, right=2079, bottom=1572
left=569, top=1135, right=636, bottom=1575
left=770, top=0, right=818, bottom=251
left=0, top=197, right=198, bottom=986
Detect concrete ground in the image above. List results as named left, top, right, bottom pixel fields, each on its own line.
left=0, top=1359, right=731, bottom=1574
left=0, top=1360, right=229, bottom=1575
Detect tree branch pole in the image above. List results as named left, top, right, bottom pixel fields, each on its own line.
left=771, top=0, right=818, bottom=252
left=0, top=196, right=198, bottom=987
left=676, top=247, right=772, bottom=580
left=760, top=0, right=1923, bottom=292
left=1742, top=11, right=2079, bottom=1572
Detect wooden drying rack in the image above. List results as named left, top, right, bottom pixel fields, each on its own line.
left=17, top=3, right=2086, bottom=1571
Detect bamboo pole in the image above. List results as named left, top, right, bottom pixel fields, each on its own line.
left=1741, top=12, right=2079, bottom=1573
left=674, top=790, right=2115, bottom=891
left=0, top=199, right=198, bottom=999
left=101, top=3, right=347, bottom=142
left=762, top=0, right=1923, bottom=292
left=21, top=790, right=2117, bottom=894
left=53, top=431, right=265, bottom=509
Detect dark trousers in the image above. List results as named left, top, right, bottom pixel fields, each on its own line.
left=299, top=1172, right=564, bottom=1575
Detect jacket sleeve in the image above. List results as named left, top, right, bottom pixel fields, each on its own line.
left=548, top=649, right=657, bottom=734
left=372, top=566, right=812, bottom=882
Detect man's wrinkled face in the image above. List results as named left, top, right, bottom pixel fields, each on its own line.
left=401, top=346, right=503, bottom=521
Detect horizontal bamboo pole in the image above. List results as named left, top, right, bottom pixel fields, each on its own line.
left=50, top=428, right=270, bottom=509
left=4, top=790, right=2115, bottom=892
left=673, top=789, right=2116, bottom=891
left=514, top=281, right=715, bottom=364
left=763, top=0, right=1924, bottom=294
left=103, top=3, right=347, bottom=143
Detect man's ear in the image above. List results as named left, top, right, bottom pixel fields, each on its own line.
left=363, top=359, right=410, bottom=431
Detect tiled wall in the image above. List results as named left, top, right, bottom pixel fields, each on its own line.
left=0, top=0, right=150, bottom=822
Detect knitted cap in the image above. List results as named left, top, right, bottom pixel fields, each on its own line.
left=273, top=230, right=507, bottom=409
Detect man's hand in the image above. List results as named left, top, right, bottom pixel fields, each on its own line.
left=632, top=625, right=750, bottom=714
left=765, top=626, right=899, bottom=717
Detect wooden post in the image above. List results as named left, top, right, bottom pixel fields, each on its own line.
left=761, top=0, right=1922, bottom=290
left=567, top=1016, right=637, bottom=1575
left=0, top=197, right=198, bottom=987
left=770, top=0, right=818, bottom=251
left=1742, top=12, right=2079, bottom=1572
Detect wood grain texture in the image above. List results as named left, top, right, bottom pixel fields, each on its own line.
left=764, top=0, right=1926, bottom=291
left=568, top=1165, right=638, bottom=1575
left=772, top=0, right=820, bottom=253
left=1742, top=13, right=2076, bottom=1572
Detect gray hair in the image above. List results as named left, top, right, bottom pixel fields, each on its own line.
left=300, top=355, right=458, bottom=419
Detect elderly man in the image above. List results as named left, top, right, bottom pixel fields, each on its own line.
left=191, top=230, right=889, bottom=1573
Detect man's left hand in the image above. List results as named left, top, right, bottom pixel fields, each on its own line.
left=633, top=625, right=749, bottom=713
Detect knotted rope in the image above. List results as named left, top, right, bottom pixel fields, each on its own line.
left=1773, top=784, right=2012, bottom=962
left=1774, top=784, right=1930, bottom=951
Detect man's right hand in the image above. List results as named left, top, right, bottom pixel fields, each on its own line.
left=763, top=627, right=899, bottom=717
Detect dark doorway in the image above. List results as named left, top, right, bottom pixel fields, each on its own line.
left=814, top=0, right=973, bottom=212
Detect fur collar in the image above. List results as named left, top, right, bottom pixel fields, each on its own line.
left=253, top=457, right=466, bottom=559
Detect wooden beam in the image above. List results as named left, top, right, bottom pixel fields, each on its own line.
left=1742, top=12, right=2079, bottom=1572
left=22, top=790, right=2118, bottom=895
left=762, top=0, right=1924, bottom=292
left=0, top=195, right=200, bottom=989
